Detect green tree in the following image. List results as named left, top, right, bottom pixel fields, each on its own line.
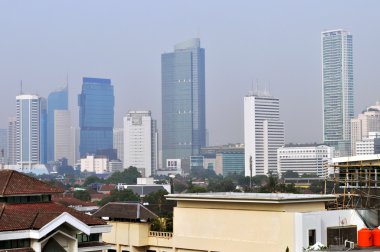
left=73, top=190, right=91, bottom=201
left=106, top=166, right=142, bottom=184
left=98, top=189, right=139, bottom=206
left=282, top=170, right=299, bottom=178
left=144, top=189, right=175, bottom=216
left=208, top=178, right=236, bottom=192
left=83, top=176, right=103, bottom=187
left=187, top=186, right=208, bottom=193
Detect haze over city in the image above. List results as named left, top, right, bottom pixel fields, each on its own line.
left=0, top=0, right=379, bottom=145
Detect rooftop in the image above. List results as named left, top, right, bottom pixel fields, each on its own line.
left=166, top=192, right=337, bottom=204
left=93, top=202, right=158, bottom=221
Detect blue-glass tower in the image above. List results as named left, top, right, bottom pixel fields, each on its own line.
left=161, top=38, right=206, bottom=167
left=47, top=86, right=68, bottom=162
left=78, top=77, right=114, bottom=157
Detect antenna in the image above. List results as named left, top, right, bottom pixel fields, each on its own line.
left=20, top=80, right=23, bottom=94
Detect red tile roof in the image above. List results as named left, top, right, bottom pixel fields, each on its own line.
left=53, top=196, right=98, bottom=207
left=0, top=170, right=64, bottom=196
left=93, top=202, right=158, bottom=221
left=0, top=201, right=105, bottom=232
left=98, top=184, right=116, bottom=193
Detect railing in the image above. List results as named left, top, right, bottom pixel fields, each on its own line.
left=148, top=231, right=173, bottom=239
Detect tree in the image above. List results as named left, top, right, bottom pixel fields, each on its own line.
left=73, top=190, right=91, bottom=201
left=144, top=189, right=175, bottom=216
left=208, top=178, right=236, bottom=192
left=106, top=166, right=142, bottom=184
left=282, top=170, right=299, bottom=178
left=98, top=189, right=139, bottom=206
left=83, top=176, right=103, bottom=187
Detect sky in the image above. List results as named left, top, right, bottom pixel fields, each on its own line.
left=0, top=0, right=379, bottom=146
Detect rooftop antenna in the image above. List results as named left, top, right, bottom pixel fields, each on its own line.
left=20, top=80, right=23, bottom=95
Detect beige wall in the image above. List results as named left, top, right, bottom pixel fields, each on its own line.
left=173, top=207, right=295, bottom=252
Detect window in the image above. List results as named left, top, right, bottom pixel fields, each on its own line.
left=309, top=229, right=316, bottom=246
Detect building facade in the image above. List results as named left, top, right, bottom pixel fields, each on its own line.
left=16, top=94, right=41, bottom=167
left=0, top=128, right=7, bottom=164
left=113, top=128, right=124, bottom=163
left=47, top=86, right=68, bottom=162
left=277, top=145, right=335, bottom=177
left=356, top=132, right=380, bottom=156
left=322, top=29, right=354, bottom=156
left=161, top=38, right=206, bottom=168
left=54, top=110, right=71, bottom=162
left=244, top=92, right=285, bottom=176
left=351, top=102, right=380, bottom=156
left=7, top=117, right=16, bottom=165
left=80, top=155, right=108, bottom=174
left=78, top=77, right=114, bottom=157
left=123, top=111, right=158, bottom=177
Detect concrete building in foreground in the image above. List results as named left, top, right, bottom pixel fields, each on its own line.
left=97, top=192, right=368, bottom=252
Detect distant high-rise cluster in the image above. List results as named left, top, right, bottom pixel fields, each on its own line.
left=161, top=38, right=206, bottom=171
left=322, top=29, right=354, bottom=157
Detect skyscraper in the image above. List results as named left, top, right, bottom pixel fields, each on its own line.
left=322, top=29, right=354, bottom=156
left=15, top=94, right=41, bottom=166
left=244, top=91, right=285, bottom=176
left=7, top=117, right=16, bottom=165
left=78, top=77, right=114, bottom=157
left=47, top=86, right=68, bottom=162
left=123, top=111, right=158, bottom=177
left=40, top=98, right=47, bottom=164
left=0, top=128, right=7, bottom=164
left=54, top=110, right=71, bottom=162
left=113, top=128, right=124, bottom=162
left=161, top=38, right=206, bottom=168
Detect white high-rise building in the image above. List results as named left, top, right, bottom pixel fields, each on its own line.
left=16, top=94, right=41, bottom=167
left=244, top=91, right=285, bottom=176
left=351, top=102, right=380, bottom=156
left=322, top=29, right=354, bottom=156
left=123, top=111, right=158, bottom=177
left=7, top=117, right=16, bottom=165
left=54, top=110, right=71, bottom=162
left=356, top=132, right=380, bottom=156
left=113, top=128, right=124, bottom=162
left=69, top=127, right=80, bottom=166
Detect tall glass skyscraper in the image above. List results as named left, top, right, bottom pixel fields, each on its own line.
left=78, top=77, right=114, bottom=157
left=47, top=86, right=68, bottom=162
left=161, top=38, right=206, bottom=168
left=322, top=29, right=354, bottom=156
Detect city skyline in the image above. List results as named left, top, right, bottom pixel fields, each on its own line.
left=0, top=1, right=379, bottom=146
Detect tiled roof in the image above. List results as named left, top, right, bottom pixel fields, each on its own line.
left=0, top=170, right=64, bottom=196
left=0, top=201, right=105, bottom=232
left=53, top=196, right=98, bottom=207
left=98, top=184, right=116, bottom=193
left=126, top=185, right=167, bottom=195
left=93, top=202, right=158, bottom=221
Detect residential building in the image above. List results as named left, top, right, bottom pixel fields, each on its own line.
left=0, top=170, right=111, bottom=252
left=16, top=94, right=41, bottom=167
left=351, top=102, right=380, bottom=155
left=355, top=132, right=380, bottom=156
left=123, top=111, right=158, bottom=177
left=78, top=77, right=114, bottom=157
left=80, top=155, right=108, bottom=174
left=322, top=29, right=354, bottom=156
left=277, top=145, right=335, bottom=177
left=113, top=127, right=124, bottom=162
left=108, top=159, right=123, bottom=172
left=47, top=85, right=68, bottom=162
left=161, top=38, right=206, bottom=168
left=7, top=117, right=16, bottom=165
left=244, top=91, right=285, bottom=176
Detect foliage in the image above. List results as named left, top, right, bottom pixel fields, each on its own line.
left=191, top=167, right=218, bottom=180
left=73, top=190, right=91, bottom=201
left=98, top=189, right=139, bottom=206
left=150, top=216, right=173, bottom=232
left=83, top=176, right=103, bottom=187
left=282, top=170, right=299, bottom=178
left=187, top=186, right=208, bottom=193
left=106, top=166, right=142, bottom=184
left=208, top=177, right=236, bottom=192
left=144, top=189, right=175, bottom=216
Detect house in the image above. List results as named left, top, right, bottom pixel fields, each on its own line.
left=0, top=170, right=112, bottom=252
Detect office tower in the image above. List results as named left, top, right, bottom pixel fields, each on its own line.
left=161, top=38, right=206, bottom=168
left=244, top=91, right=285, bottom=176
left=47, top=86, right=68, bottom=162
left=40, top=98, right=47, bottom=164
left=54, top=110, right=71, bottom=162
left=322, top=29, right=354, bottom=156
left=78, top=77, right=114, bottom=157
left=7, top=117, right=16, bottom=165
left=351, top=102, right=380, bottom=155
left=69, top=126, right=80, bottom=166
left=113, top=128, right=124, bottom=163
left=123, top=111, right=158, bottom=177
left=16, top=94, right=41, bottom=166
left=0, top=128, right=7, bottom=164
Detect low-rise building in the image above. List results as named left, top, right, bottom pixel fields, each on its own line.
left=80, top=155, right=108, bottom=174
left=277, top=145, right=334, bottom=177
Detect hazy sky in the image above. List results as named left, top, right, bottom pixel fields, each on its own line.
left=0, top=1, right=379, bottom=146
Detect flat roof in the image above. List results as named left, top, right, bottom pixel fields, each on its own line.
left=333, top=154, right=380, bottom=163
left=166, top=192, right=336, bottom=204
